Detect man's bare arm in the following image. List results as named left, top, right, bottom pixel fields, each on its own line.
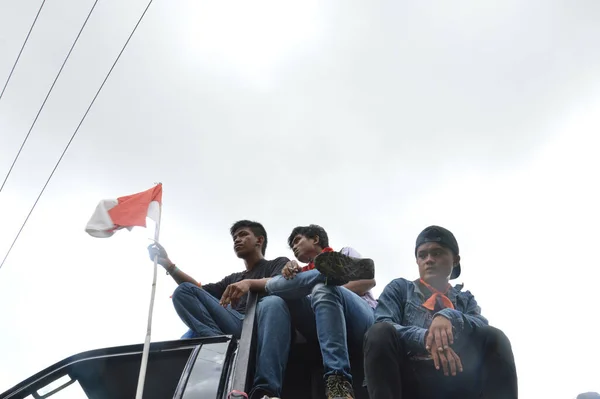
left=343, top=279, right=376, bottom=296
left=247, top=278, right=271, bottom=292
left=165, top=264, right=199, bottom=286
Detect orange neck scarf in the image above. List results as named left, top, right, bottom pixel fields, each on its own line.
left=419, top=278, right=454, bottom=311
left=301, top=247, right=334, bottom=272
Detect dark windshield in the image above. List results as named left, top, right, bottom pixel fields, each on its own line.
left=1, top=338, right=232, bottom=399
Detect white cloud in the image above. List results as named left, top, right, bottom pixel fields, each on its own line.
left=177, top=0, right=323, bottom=89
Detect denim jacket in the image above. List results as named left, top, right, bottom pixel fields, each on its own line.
left=374, top=278, right=488, bottom=355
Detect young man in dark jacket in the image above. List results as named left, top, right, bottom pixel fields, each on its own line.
left=148, top=220, right=289, bottom=399
left=148, top=220, right=288, bottom=339
left=363, top=226, right=517, bottom=399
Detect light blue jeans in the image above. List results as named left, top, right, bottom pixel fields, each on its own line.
left=172, top=282, right=298, bottom=397
left=264, top=269, right=374, bottom=382
left=172, top=282, right=244, bottom=339
left=252, top=295, right=314, bottom=396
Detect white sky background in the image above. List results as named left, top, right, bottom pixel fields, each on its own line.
left=0, top=0, right=599, bottom=397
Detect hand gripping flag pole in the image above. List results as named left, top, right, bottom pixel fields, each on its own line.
left=135, top=203, right=161, bottom=399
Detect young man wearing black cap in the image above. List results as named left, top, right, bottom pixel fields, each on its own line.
left=363, top=226, right=518, bottom=399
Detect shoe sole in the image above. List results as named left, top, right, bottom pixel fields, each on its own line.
left=314, top=252, right=375, bottom=285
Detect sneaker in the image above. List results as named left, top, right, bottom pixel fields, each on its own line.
left=325, top=375, right=355, bottom=399
left=314, top=251, right=375, bottom=285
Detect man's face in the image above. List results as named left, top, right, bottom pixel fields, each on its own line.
left=290, top=234, right=320, bottom=263
left=416, top=242, right=457, bottom=282
left=232, top=227, right=262, bottom=258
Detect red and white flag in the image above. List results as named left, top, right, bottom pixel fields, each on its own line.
left=85, top=183, right=162, bottom=238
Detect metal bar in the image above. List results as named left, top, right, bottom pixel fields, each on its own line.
left=230, top=291, right=258, bottom=394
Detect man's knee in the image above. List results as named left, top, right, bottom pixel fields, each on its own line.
left=172, top=282, right=199, bottom=298
left=172, top=282, right=208, bottom=308
left=477, top=326, right=513, bottom=351
left=310, top=284, right=339, bottom=305
left=264, top=275, right=281, bottom=294
left=257, top=295, right=289, bottom=315
left=480, top=326, right=509, bottom=341
left=364, top=322, right=397, bottom=350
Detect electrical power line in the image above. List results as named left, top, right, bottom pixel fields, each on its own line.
left=0, top=0, right=100, bottom=194
left=0, top=0, right=46, bottom=102
left=0, top=0, right=155, bottom=271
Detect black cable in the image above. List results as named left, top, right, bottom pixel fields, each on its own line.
left=0, top=0, right=155, bottom=270
left=0, top=0, right=100, bottom=194
left=0, top=0, right=46, bottom=102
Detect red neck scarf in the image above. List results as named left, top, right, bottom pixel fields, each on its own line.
left=300, top=247, right=334, bottom=272
left=419, top=278, right=454, bottom=311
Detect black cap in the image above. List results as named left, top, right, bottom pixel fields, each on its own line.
left=415, top=225, right=461, bottom=279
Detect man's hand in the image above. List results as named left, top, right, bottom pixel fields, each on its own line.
left=220, top=281, right=251, bottom=308
left=147, top=242, right=173, bottom=268
left=426, top=315, right=454, bottom=352
left=282, top=260, right=301, bottom=279
left=429, top=342, right=463, bottom=377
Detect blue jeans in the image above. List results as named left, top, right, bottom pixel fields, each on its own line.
left=264, top=268, right=321, bottom=342
left=312, top=284, right=374, bottom=382
left=265, top=268, right=325, bottom=299
left=172, top=282, right=244, bottom=339
left=266, top=270, right=375, bottom=382
left=253, top=295, right=315, bottom=396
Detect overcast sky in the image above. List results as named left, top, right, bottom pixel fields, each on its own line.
left=1, top=0, right=599, bottom=397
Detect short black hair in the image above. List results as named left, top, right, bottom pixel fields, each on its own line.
left=287, top=224, right=329, bottom=249
left=230, top=220, right=268, bottom=255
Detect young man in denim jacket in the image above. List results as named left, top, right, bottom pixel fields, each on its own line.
left=363, top=226, right=517, bottom=399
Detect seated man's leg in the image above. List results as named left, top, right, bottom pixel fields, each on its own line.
left=251, top=295, right=316, bottom=399
left=265, top=269, right=325, bottom=300
left=251, top=296, right=293, bottom=399
left=457, top=325, right=518, bottom=399
left=364, top=323, right=456, bottom=399
left=311, top=285, right=374, bottom=397
left=364, top=323, right=405, bottom=399
left=172, top=282, right=244, bottom=338
left=181, top=328, right=198, bottom=339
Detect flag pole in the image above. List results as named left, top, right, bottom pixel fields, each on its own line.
left=135, top=199, right=161, bottom=399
